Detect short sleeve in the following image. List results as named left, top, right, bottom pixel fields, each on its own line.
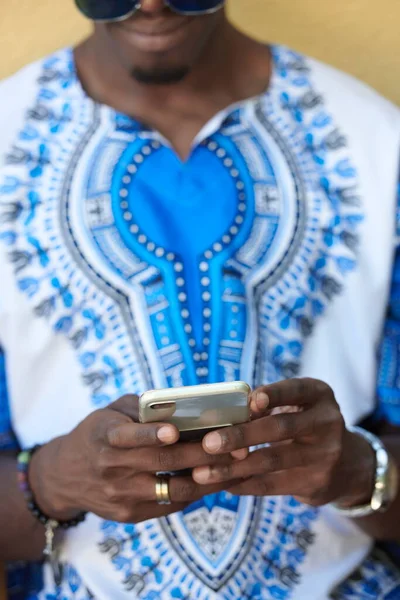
left=376, top=181, right=400, bottom=425
left=0, top=348, right=17, bottom=450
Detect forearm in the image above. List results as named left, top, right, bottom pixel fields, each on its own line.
left=353, top=435, right=400, bottom=542
left=0, top=452, right=45, bottom=560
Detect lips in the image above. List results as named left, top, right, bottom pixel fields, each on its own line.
left=115, top=16, right=193, bottom=52
left=118, top=13, right=190, bottom=36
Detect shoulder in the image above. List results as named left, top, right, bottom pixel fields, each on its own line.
left=274, top=46, right=400, bottom=191
left=0, top=50, right=71, bottom=324
left=272, top=45, right=400, bottom=136
left=0, top=57, right=42, bottom=97
left=0, top=49, right=72, bottom=157
left=0, top=60, right=42, bottom=147
left=307, top=54, right=400, bottom=133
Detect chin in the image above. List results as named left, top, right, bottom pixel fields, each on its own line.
left=103, top=11, right=220, bottom=81
left=131, top=65, right=190, bottom=85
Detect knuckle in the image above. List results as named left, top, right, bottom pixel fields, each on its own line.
left=303, top=476, right=325, bottom=505
left=233, top=425, right=246, bottom=446
left=116, top=506, right=134, bottom=523
left=297, top=378, right=310, bottom=397
left=260, top=450, right=282, bottom=473
left=314, top=379, right=332, bottom=397
left=328, top=440, right=342, bottom=466
left=274, top=384, right=285, bottom=407
left=96, top=449, right=115, bottom=478
left=275, top=414, right=297, bottom=439
left=297, top=446, right=309, bottom=469
left=116, top=393, right=132, bottom=404
left=323, top=407, right=344, bottom=436
left=211, top=453, right=233, bottom=466
left=305, top=491, right=322, bottom=507
left=301, top=378, right=333, bottom=403
left=156, top=449, right=176, bottom=471
left=106, top=426, right=124, bottom=448
left=89, top=410, right=108, bottom=442
left=104, top=483, right=120, bottom=503
left=174, top=480, right=197, bottom=502
left=222, top=425, right=246, bottom=449
left=134, top=425, right=156, bottom=447
left=215, top=463, right=233, bottom=480
left=254, top=478, right=271, bottom=497
left=112, top=394, right=139, bottom=412
left=333, top=412, right=345, bottom=432
left=313, top=470, right=330, bottom=494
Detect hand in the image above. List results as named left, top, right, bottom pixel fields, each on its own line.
left=193, top=378, right=375, bottom=507
left=29, top=395, right=239, bottom=524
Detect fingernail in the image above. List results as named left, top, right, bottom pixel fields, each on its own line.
left=253, top=392, right=269, bottom=412
left=193, top=466, right=211, bottom=484
left=231, top=448, right=248, bottom=461
left=204, top=432, right=222, bottom=452
left=157, top=426, right=176, bottom=444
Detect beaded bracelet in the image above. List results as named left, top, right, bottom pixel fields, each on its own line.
left=17, top=445, right=87, bottom=559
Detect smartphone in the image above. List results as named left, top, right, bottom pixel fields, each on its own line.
left=139, top=381, right=251, bottom=442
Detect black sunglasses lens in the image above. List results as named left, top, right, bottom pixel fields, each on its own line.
left=76, top=0, right=137, bottom=20
left=168, top=0, right=223, bottom=12
left=76, top=0, right=224, bottom=20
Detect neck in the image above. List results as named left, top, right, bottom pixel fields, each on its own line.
left=74, top=21, right=271, bottom=124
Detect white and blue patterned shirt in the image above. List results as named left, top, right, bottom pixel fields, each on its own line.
left=1, top=46, right=400, bottom=600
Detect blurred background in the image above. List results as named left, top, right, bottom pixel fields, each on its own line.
left=0, top=0, right=399, bottom=103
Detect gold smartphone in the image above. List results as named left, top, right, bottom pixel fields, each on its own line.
left=139, top=381, right=251, bottom=442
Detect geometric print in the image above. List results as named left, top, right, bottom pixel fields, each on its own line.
left=0, top=45, right=368, bottom=599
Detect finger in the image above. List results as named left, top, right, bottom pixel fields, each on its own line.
left=226, top=468, right=308, bottom=497
left=107, top=421, right=179, bottom=449
left=203, top=407, right=318, bottom=454
left=193, top=443, right=315, bottom=484
left=168, top=474, right=244, bottom=503
left=134, top=441, right=236, bottom=471
left=123, top=473, right=238, bottom=504
left=249, top=378, right=334, bottom=415
left=103, top=441, right=236, bottom=473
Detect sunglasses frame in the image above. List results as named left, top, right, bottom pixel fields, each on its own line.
left=76, top=0, right=225, bottom=22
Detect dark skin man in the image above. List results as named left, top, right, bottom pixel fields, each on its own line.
left=0, top=0, right=399, bottom=565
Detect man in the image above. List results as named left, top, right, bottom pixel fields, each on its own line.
left=1, top=0, right=400, bottom=598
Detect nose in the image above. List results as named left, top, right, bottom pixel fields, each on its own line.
left=139, top=0, right=166, bottom=15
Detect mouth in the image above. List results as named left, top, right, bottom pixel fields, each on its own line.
left=115, top=15, right=193, bottom=52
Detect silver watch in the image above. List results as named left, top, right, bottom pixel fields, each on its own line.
left=332, top=426, right=398, bottom=518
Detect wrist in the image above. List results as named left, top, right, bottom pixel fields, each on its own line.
left=29, top=437, right=84, bottom=521
left=335, top=429, right=375, bottom=508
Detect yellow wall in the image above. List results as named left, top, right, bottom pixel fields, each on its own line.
left=0, top=0, right=399, bottom=104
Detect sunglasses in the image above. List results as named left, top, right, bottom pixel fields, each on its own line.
left=75, top=0, right=225, bottom=22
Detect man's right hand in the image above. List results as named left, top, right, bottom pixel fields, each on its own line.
left=29, top=395, right=237, bottom=524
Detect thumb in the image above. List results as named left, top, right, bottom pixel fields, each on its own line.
left=108, top=394, right=140, bottom=422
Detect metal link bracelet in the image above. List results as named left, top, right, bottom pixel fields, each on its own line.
left=332, top=426, right=398, bottom=518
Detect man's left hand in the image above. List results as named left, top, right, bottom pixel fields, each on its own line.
left=193, top=378, right=375, bottom=507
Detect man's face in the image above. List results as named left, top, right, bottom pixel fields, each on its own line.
left=93, top=0, right=226, bottom=84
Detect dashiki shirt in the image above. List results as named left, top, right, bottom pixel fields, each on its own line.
left=1, top=45, right=400, bottom=600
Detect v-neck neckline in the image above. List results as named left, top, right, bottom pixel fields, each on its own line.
left=67, top=44, right=280, bottom=157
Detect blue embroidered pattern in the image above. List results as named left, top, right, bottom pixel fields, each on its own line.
left=0, top=349, right=16, bottom=449
left=377, top=182, right=400, bottom=425
left=330, top=549, right=400, bottom=599
left=0, top=45, right=383, bottom=599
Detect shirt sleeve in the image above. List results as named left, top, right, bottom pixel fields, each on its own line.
left=376, top=181, right=400, bottom=426
left=0, top=347, right=17, bottom=450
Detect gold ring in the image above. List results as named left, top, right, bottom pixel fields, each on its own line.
left=155, top=477, right=171, bottom=505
